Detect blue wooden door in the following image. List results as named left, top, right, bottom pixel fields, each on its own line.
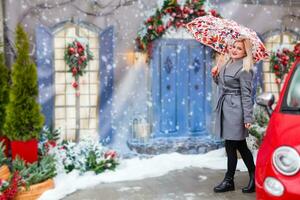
left=152, top=39, right=211, bottom=137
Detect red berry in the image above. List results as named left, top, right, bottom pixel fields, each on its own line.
left=68, top=47, right=75, bottom=54
left=273, top=64, right=280, bottom=70
left=72, top=81, right=79, bottom=88
left=157, top=25, right=164, bottom=34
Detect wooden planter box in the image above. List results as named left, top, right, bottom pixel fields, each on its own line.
left=15, top=179, right=55, bottom=200
left=0, top=165, right=10, bottom=181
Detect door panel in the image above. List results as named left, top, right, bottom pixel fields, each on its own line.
left=160, top=45, right=178, bottom=134
left=188, top=45, right=205, bottom=133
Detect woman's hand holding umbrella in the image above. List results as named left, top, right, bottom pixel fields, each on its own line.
left=211, top=65, right=219, bottom=77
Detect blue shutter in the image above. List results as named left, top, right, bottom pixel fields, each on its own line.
left=99, top=26, right=114, bottom=145
left=151, top=41, right=160, bottom=137
left=36, top=25, right=54, bottom=127
left=253, top=61, right=264, bottom=102
left=253, top=33, right=265, bottom=101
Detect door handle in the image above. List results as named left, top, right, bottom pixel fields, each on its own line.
left=166, top=85, right=171, bottom=90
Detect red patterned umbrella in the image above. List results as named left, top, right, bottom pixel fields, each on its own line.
left=185, top=15, right=269, bottom=63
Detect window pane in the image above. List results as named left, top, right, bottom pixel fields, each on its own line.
left=80, top=119, right=89, bottom=129
left=89, top=119, right=97, bottom=129
left=89, top=60, right=98, bottom=71
left=66, top=74, right=74, bottom=84
left=54, top=38, right=65, bottom=48
left=89, top=38, right=98, bottom=48
left=66, top=84, right=76, bottom=94
left=90, top=84, right=98, bottom=94
left=66, top=129, right=75, bottom=140
left=66, top=95, right=76, bottom=106
left=91, top=50, right=99, bottom=60
left=55, top=95, right=65, bottom=106
left=80, top=107, right=89, bottom=118
left=90, top=72, right=98, bottom=83
left=66, top=27, right=76, bottom=37
left=90, top=108, right=97, bottom=118
left=55, top=119, right=65, bottom=129
left=55, top=84, right=65, bottom=94
left=286, top=66, right=300, bottom=107
left=80, top=95, right=90, bottom=106
left=90, top=95, right=98, bottom=106
left=54, top=49, right=65, bottom=59
left=55, top=73, right=65, bottom=84
left=66, top=119, right=76, bottom=129
left=66, top=107, right=76, bottom=119
left=80, top=84, right=90, bottom=94
left=55, top=29, right=65, bottom=37
left=79, top=28, right=89, bottom=37
left=55, top=60, right=66, bottom=71
left=55, top=108, right=65, bottom=119
left=89, top=30, right=98, bottom=38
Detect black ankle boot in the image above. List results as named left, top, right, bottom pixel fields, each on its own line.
left=214, top=176, right=235, bottom=193
left=242, top=171, right=255, bottom=193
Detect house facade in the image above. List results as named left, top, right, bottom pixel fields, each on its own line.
left=1, top=0, right=300, bottom=153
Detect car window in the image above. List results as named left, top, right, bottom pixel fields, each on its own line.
left=285, top=63, right=300, bottom=109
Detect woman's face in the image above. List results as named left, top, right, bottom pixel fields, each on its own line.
left=229, top=41, right=246, bottom=60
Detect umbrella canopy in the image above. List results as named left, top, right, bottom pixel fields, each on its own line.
left=185, top=15, right=269, bottom=63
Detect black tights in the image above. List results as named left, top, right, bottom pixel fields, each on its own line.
left=225, top=139, right=255, bottom=178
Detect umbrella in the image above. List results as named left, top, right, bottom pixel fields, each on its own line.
left=185, top=15, right=269, bottom=63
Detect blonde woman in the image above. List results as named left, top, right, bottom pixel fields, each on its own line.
left=211, top=38, right=256, bottom=193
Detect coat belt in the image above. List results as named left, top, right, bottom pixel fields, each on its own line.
left=215, top=88, right=241, bottom=112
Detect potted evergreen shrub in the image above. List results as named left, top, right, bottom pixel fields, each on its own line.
left=4, top=24, right=44, bottom=163
left=0, top=50, right=10, bottom=156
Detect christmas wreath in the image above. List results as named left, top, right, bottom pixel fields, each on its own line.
left=64, top=40, right=93, bottom=90
left=135, top=0, right=220, bottom=60
left=270, top=43, right=300, bottom=84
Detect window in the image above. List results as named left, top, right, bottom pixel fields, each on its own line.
left=53, top=26, right=99, bottom=140
left=263, top=32, right=298, bottom=102
left=282, top=63, right=300, bottom=111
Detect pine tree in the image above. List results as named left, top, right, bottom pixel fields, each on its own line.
left=0, top=49, right=10, bottom=136
left=4, top=24, right=44, bottom=141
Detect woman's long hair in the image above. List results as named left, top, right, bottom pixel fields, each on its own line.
left=217, top=37, right=254, bottom=72
left=238, top=37, right=254, bottom=72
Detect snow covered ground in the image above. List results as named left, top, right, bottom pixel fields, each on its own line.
left=39, top=148, right=257, bottom=200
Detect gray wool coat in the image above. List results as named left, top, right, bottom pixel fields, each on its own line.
left=213, top=59, right=254, bottom=140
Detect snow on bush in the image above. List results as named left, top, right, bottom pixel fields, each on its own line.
left=48, top=139, right=118, bottom=175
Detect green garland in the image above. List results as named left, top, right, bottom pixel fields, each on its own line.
left=135, top=0, right=220, bottom=60
left=270, top=43, right=300, bottom=84
left=64, top=40, right=93, bottom=91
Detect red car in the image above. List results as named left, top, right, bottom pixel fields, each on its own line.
left=255, top=58, right=300, bottom=200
